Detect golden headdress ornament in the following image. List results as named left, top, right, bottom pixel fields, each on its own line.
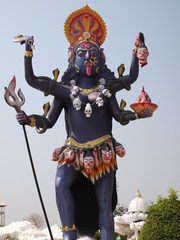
left=64, top=4, right=107, bottom=48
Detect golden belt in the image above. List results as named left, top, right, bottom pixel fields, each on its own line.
left=65, top=134, right=112, bottom=149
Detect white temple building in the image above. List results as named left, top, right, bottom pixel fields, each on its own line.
left=0, top=190, right=148, bottom=240
left=114, top=189, right=148, bottom=240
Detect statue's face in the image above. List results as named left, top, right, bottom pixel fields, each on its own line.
left=74, top=41, right=100, bottom=77
left=115, top=145, right=126, bottom=158
left=102, top=149, right=112, bottom=164
left=63, top=148, right=75, bottom=162
left=137, top=47, right=149, bottom=61
left=84, top=156, right=94, bottom=174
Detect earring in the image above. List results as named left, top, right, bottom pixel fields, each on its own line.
left=96, top=67, right=99, bottom=73
left=75, top=65, right=80, bottom=73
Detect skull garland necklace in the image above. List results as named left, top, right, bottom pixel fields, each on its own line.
left=70, top=78, right=112, bottom=117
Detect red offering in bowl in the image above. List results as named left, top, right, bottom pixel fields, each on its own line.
left=130, top=86, right=158, bottom=114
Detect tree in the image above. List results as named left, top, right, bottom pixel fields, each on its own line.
left=139, top=188, right=180, bottom=240
left=113, top=204, right=128, bottom=217
left=24, top=213, right=45, bottom=229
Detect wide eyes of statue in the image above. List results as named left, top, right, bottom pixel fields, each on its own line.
left=77, top=50, right=84, bottom=57
left=77, top=49, right=97, bottom=58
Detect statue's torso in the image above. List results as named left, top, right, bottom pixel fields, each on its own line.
left=65, top=91, right=113, bottom=143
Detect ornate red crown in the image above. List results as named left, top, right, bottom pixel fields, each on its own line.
left=64, top=4, right=107, bottom=48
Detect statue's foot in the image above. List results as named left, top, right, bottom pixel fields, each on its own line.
left=63, top=230, right=77, bottom=240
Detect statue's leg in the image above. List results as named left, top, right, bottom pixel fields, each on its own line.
left=55, top=164, right=78, bottom=240
left=95, top=172, right=114, bottom=240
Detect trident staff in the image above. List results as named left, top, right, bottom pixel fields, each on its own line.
left=4, top=76, right=54, bottom=240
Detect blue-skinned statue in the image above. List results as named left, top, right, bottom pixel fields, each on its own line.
left=16, top=4, right=153, bottom=240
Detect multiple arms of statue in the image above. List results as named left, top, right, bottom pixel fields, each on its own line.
left=24, top=36, right=71, bottom=101
left=108, top=51, right=139, bottom=94
left=108, top=95, right=152, bottom=125
left=107, top=32, right=148, bottom=94
left=16, top=97, right=64, bottom=133
left=19, top=33, right=151, bottom=130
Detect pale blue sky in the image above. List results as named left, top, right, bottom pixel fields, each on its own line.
left=0, top=0, right=180, bottom=226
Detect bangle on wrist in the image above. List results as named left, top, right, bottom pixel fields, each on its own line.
left=24, top=51, right=33, bottom=57
left=119, top=111, right=130, bottom=126
left=133, top=46, right=138, bottom=52
left=30, top=116, right=36, bottom=127
left=36, top=116, right=47, bottom=134
left=135, top=113, right=139, bottom=119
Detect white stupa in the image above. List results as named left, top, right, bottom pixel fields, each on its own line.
left=114, top=189, right=148, bottom=240
left=128, top=189, right=148, bottom=213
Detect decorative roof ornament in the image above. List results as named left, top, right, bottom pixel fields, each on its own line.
left=135, top=189, right=141, bottom=198
left=64, top=3, right=107, bottom=48
left=128, top=189, right=148, bottom=213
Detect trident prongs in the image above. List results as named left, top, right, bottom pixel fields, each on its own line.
left=4, top=76, right=25, bottom=113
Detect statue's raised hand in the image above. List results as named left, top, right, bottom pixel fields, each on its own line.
left=12, top=35, right=34, bottom=51
left=16, top=111, right=30, bottom=125
left=137, top=108, right=153, bottom=119
left=25, top=36, right=34, bottom=51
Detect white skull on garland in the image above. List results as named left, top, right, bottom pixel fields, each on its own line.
left=98, top=85, right=105, bottom=92
left=73, top=98, right=82, bottom=110
left=96, top=97, right=104, bottom=107
left=99, top=78, right=106, bottom=85
left=98, top=78, right=106, bottom=92
left=84, top=103, right=92, bottom=117
left=102, top=88, right=112, bottom=98
left=70, top=79, right=76, bottom=86
left=71, top=86, right=79, bottom=96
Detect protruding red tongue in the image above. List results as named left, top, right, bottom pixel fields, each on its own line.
left=86, top=63, right=92, bottom=76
